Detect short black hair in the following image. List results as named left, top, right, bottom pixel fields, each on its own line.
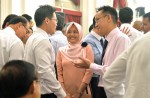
left=89, top=24, right=94, bottom=32
left=2, top=14, right=18, bottom=29
left=9, top=16, right=28, bottom=26
left=22, top=14, right=32, bottom=22
left=56, top=13, right=65, bottom=30
left=0, top=60, right=38, bottom=98
left=89, top=16, right=96, bottom=32
left=119, top=7, right=133, bottom=23
left=34, top=5, right=56, bottom=27
left=97, top=6, right=118, bottom=24
left=143, top=12, right=150, bottom=21
left=92, top=16, right=96, bottom=27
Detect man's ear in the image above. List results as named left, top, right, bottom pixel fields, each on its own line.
left=106, top=14, right=111, bottom=23
left=28, top=81, right=36, bottom=94
left=5, top=22, right=10, bottom=27
left=16, top=22, right=22, bottom=29
left=44, top=17, right=50, bottom=24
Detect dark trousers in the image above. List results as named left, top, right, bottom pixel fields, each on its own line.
left=54, top=62, right=58, bottom=80
left=90, top=77, right=101, bottom=98
left=99, top=87, right=107, bottom=98
left=90, top=77, right=107, bottom=98
left=41, top=93, right=57, bottom=98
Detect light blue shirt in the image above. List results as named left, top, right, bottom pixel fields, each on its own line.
left=49, top=31, right=67, bottom=57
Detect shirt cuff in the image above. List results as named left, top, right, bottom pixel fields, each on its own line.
left=54, top=87, right=66, bottom=98
left=90, top=63, right=104, bottom=75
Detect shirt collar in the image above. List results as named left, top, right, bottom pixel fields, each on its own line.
left=36, top=27, right=49, bottom=38
left=106, top=27, right=120, bottom=42
left=3, top=27, right=16, bottom=35
left=91, top=30, right=102, bottom=41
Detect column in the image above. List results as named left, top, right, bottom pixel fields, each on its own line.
left=0, top=0, right=12, bottom=29
left=80, top=0, right=97, bottom=36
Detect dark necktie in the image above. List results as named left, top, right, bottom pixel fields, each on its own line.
left=100, top=39, right=108, bottom=64
left=94, top=39, right=108, bottom=85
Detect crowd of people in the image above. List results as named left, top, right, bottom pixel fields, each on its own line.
left=0, top=4, right=150, bottom=98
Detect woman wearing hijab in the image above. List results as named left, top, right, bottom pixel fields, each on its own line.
left=56, top=22, right=94, bottom=98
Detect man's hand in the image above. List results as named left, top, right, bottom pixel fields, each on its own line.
left=121, top=27, right=130, bottom=35
left=72, top=57, right=91, bottom=69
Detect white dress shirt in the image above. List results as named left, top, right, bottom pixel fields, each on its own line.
left=24, top=28, right=66, bottom=98
left=120, top=23, right=143, bottom=42
left=0, top=27, right=24, bottom=68
left=103, top=31, right=150, bottom=98
left=49, top=30, right=67, bottom=56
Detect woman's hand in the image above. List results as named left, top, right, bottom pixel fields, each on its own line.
left=71, top=92, right=82, bottom=98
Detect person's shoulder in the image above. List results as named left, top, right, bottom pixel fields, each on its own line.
left=140, top=32, right=150, bottom=42
left=27, top=32, right=49, bottom=47
left=33, top=32, right=48, bottom=41
left=52, top=33, right=66, bottom=40
left=116, top=30, right=131, bottom=42
left=84, top=33, right=97, bottom=41
left=129, top=32, right=150, bottom=53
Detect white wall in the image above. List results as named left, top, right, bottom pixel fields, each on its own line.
left=24, top=0, right=55, bottom=21
left=55, top=0, right=80, bottom=11
left=96, top=0, right=113, bottom=8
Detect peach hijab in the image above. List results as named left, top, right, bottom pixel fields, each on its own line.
left=60, top=22, right=86, bottom=61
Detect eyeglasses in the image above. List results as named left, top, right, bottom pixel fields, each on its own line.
left=22, top=24, right=30, bottom=34
left=95, top=15, right=107, bottom=23
left=51, top=18, right=58, bottom=22
left=35, top=79, right=40, bottom=83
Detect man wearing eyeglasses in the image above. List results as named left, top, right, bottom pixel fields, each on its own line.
left=73, top=6, right=131, bottom=98
left=21, top=26, right=33, bottom=44
left=24, top=5, right=68, bottom=98
left=0, top=16, right=29, bottom=68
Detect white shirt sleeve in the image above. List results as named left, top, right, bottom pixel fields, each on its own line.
left=34, top=40, right=66, bottom=98
left=9, top=41, right=24, bottom=60
left=103, top=50, right=128, bottom=98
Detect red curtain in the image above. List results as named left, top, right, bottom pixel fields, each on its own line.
left=113, top=0, right=127, bottom=9
left=65, top=14, right=80, bottom=24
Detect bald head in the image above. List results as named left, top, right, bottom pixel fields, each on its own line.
left=133, top=20, right=142, bottom=31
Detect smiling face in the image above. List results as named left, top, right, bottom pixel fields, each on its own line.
left=66, top=24, right=80, bottom=44
left=95, top=11, right=108, bottom=36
